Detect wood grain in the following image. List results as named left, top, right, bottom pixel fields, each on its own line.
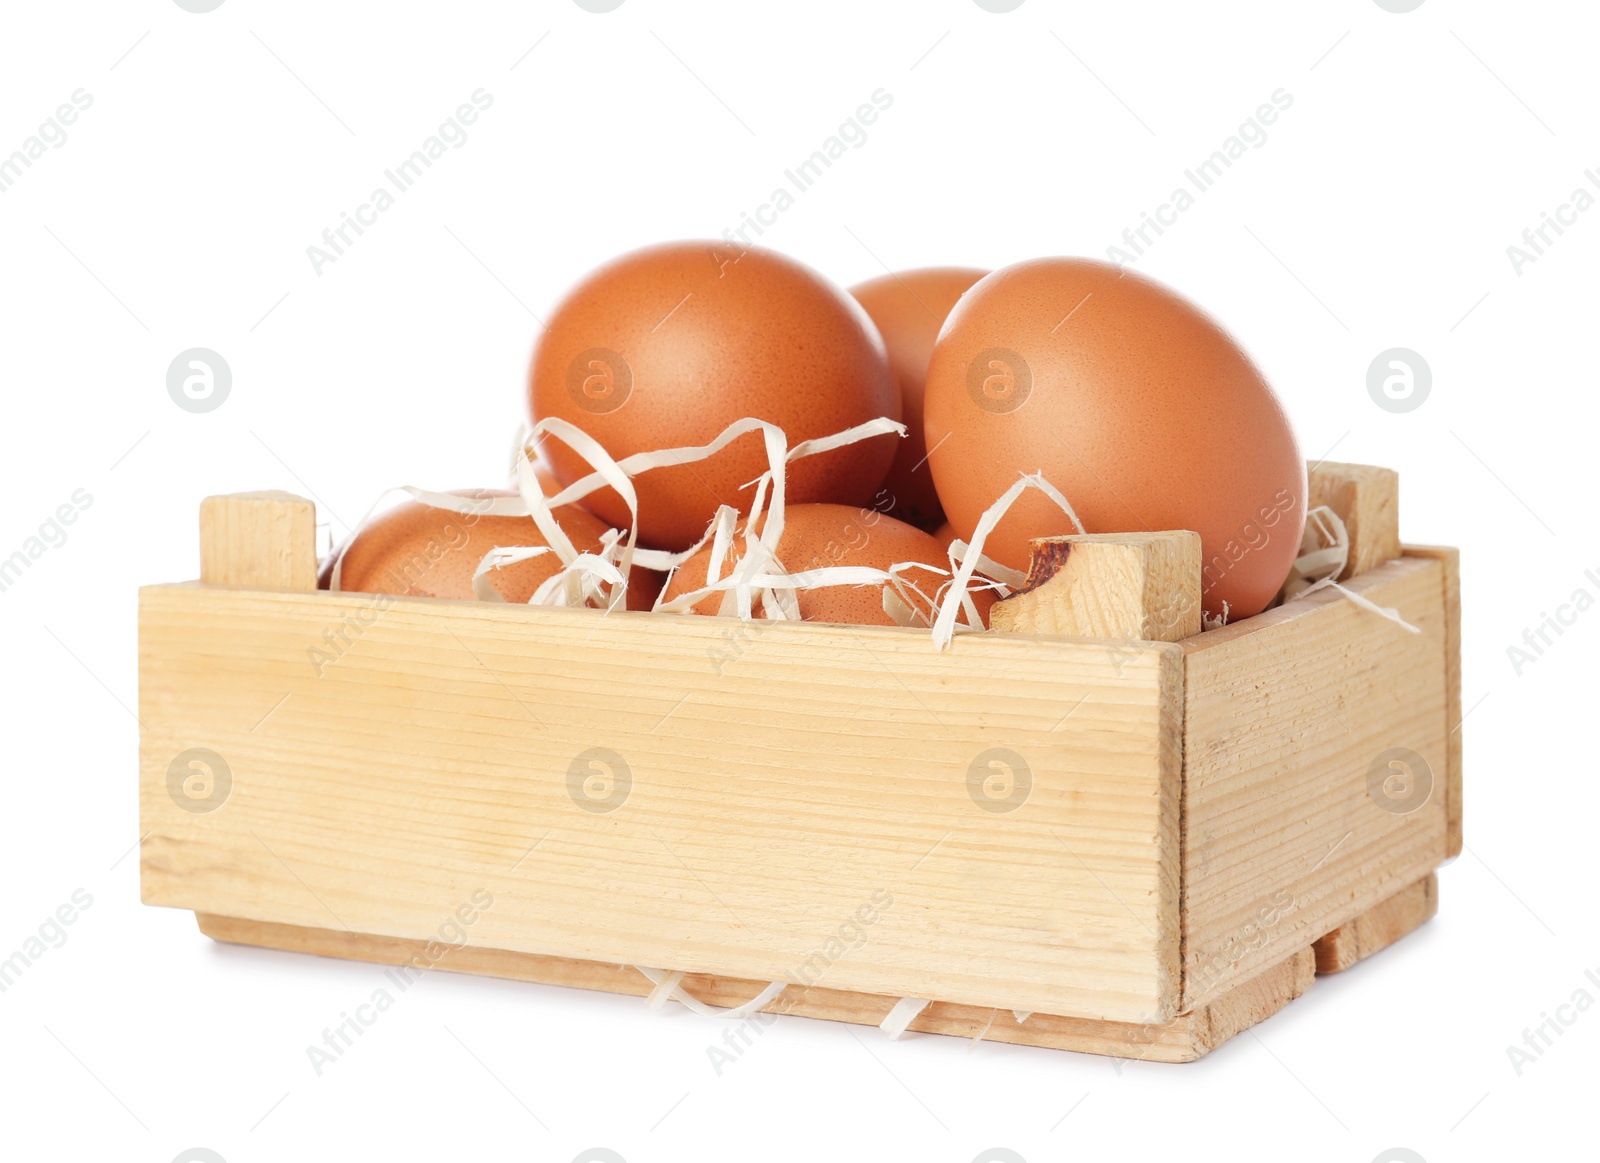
left=141, top=582, right=1185, bottom=1023
left=199, top=492, right=318, bottom=591
left=1306, top=463, right=1401, bottom=579
left=1312, top=873, right=1438, bottom=974
left=1180, top=554, right=1450, bottom=1010
left=1403, top=545, right=1462, bottom=857
left=990, top=531, right=1202, bottom=642
left=198, top=914, right=1311, bottom=1063
left=146, top=489, right=1460, bottom=1056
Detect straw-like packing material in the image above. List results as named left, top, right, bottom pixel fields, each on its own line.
left=327, top=414, right=1105, bottom=650
left=1281, top=504, right=1420, bottom=634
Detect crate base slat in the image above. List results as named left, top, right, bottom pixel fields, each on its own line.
left=199, top=872, right=1439, bottom=1061
left=197, top=912, right=1320, bottom=1063
left=1312, top=873, right=1438, bottom=974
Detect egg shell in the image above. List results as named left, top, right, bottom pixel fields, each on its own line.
left=333, top=489, right=658, bottom=610
left=850, top=267, right=987, bottom=532
left=660, top=502, right=992, bottom=628
left=923, top=258, right=1305, bottom=620
left=529, top=242, right=901, bottom=551
left=529, top=457, right=562, bottom=496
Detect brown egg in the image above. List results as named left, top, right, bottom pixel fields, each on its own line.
left=932, top=521, right=958, bottom=554
left=333, top=489, right=658, bottom=610
left=924, top=259, right=1305, bottom=621
left=529, top=457, right=562, bottom=496
left=850, top=268, right=987, bottom=531
left=529, top=242, right=901, bottom=551
left=660, top=502, right=992, bottom=628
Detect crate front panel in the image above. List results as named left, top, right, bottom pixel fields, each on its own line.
left=139, top=585, right=1183, bottom=1023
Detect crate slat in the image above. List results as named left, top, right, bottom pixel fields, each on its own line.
left=1402, top=545, right=1463, bottom=857
left=141, top=584, right=1184, bottom=1023
left=197, top=913, right=1312, bottom=1063
left=1313, top=873, right=1438, bottom=974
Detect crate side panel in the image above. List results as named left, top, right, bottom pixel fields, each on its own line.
left=1180, top=555, right=1449, bottom=1010
left=140, top=586, right=1180, bottom=1022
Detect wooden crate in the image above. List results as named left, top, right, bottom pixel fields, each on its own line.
left=139, top=464, right=1459, bottom=1061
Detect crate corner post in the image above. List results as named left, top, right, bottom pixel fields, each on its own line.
left=141, top=491, right=319, bottom=914
left=198, top=491, right=319, bottom=591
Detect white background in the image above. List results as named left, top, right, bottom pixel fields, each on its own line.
left=1, top=1, right=1594, bottom=1161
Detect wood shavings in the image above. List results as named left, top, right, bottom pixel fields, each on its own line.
left=931, top=472, right=1086, bottom=649
left=1281, top=505, right=1420, bottom=633
left=1279, top=504, right=1349, bottom=602
left=645, top=418, right=989, bottom=632
left=879, top=996, right=930, bottom=1039
left=967, top=1007, right=999, bottom=1052
left=646, top=969, right=685, bottom=1009
left=632, top=966, right=787, bottom=1020
left=330, top=421, right=1090, bottom=650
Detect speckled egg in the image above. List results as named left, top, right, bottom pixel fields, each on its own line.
left=850, top=267, right=987, bottom=531
left=529, top=242, right=901, bottom=551
left=331, top=489, right=658, bottom=609
left=923, top=258, right=1305, bottom=620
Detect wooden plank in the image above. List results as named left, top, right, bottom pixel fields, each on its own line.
left=141, top=584, right=1184, bottom=1023
left=199, top=492, right=318, bottom=591
left=1313, top=873, right=1437, bottom=974
left=990, top=531, right=1202, bottom=642
left=1184, top=946, right=1315, bottom=1054
left=198, top=914, right=1310, bottom=1063
left=1403, top=545, right=1462, bottom=857
left=1180, top=554, right=1450, bottom=1010
left=1306, top=462, right=1400, bottom=579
